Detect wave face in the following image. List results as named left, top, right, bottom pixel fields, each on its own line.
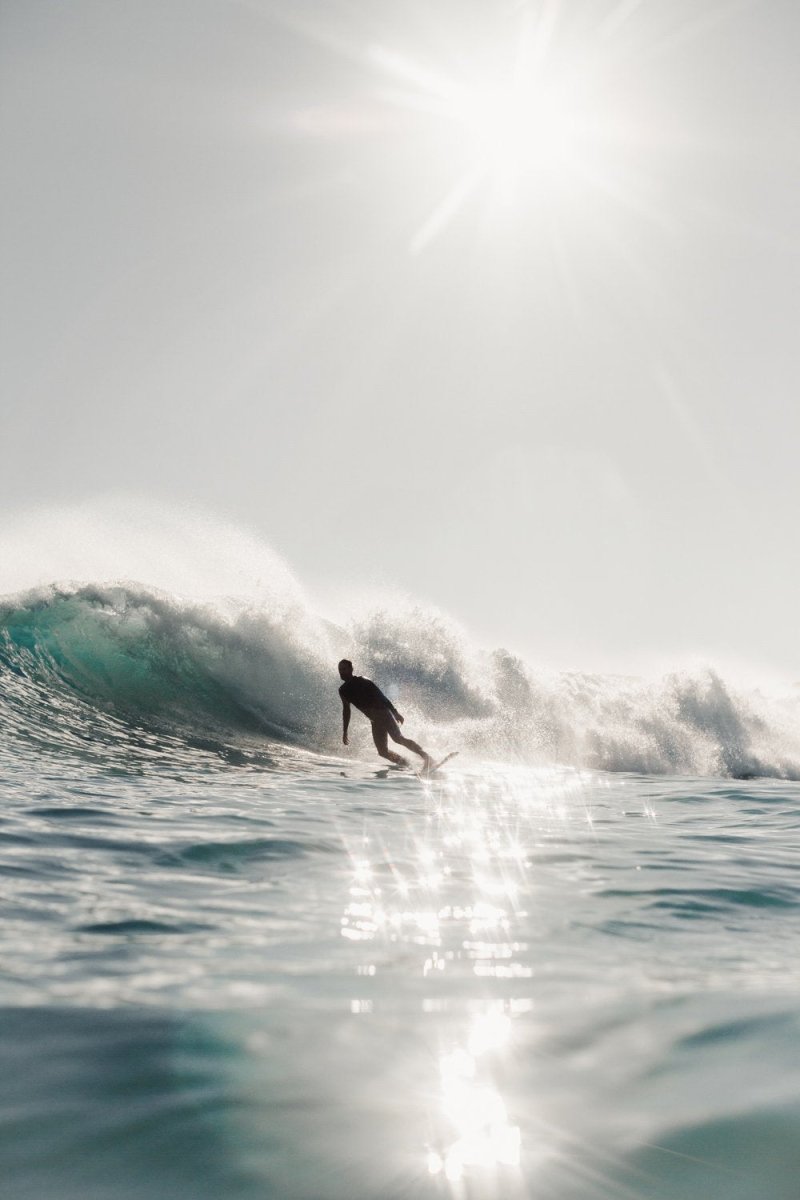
left=0, top=583, right=335, bottom=751
left=2, top=573, right=800, bottom=779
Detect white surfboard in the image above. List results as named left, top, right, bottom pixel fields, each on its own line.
left=418, top=751, right=458, bottom=777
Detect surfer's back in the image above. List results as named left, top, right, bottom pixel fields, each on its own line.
left=338, top=675, right=388, bottom=716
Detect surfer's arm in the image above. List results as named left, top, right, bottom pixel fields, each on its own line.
left=341, top=699, right=351, bottom=745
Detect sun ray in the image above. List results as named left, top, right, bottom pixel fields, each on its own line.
left=239, top=0, right=771, bottom=309
left=599, top=0, right=649, bottom=40
left=524, top=0, right=564, bottom=74
left=641, top=0, right=760, bottom=65
left=557, top=149, right=680, bottom=235
left=367, top=44, right=467, bottom=112
left=410, top=167, right=485, bottom=255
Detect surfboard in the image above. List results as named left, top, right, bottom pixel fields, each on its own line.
left=418, top=751, right=458, bottom=777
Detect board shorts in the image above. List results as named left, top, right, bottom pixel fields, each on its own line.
left=368, top=709, right=404, bottom=756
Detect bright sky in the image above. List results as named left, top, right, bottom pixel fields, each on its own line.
left=2, top=0, right=799, bottom=676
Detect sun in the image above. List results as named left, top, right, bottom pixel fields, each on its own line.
left=452, top=77, right=577, bottom=185
left=366, top=28, right=627, bottom=248
left=282, top=2, right=734, bottom=255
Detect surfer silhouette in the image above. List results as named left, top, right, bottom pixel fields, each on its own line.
left=338, top=659, right=431, bottom=769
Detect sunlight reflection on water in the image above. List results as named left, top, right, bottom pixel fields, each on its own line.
left=339, top=764, right=604, bottom=1185
left=426, top=1005, right=521, bottom=1184
left=341, top=764, right=598, bottom=975
left=2, top=730, right=799, bottom=1199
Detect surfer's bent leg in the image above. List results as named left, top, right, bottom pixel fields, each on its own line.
left=385, top=714, right=430, bottom=766
left=371, top=718, right=406, bottom=765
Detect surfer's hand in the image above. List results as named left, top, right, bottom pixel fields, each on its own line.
left=396, top=713, right=404, bottom=724
left=343, top=734, right=349, bottom=746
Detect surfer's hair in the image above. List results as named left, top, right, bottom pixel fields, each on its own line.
left=338, top=659, right=353, bottom=672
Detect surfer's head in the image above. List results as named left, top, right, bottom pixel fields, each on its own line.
left=338, top=659, right=354, bottom=680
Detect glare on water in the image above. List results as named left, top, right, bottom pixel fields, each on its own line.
left=339, top=763, right=606, bottom=1185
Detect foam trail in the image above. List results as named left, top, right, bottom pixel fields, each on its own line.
left=1, top=500, right=799, bottom=778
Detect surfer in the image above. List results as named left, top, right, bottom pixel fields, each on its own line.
left=338, top=659, right=431, bottom=769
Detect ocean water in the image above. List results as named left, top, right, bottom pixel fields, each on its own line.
left=2, top=524, right=800, bottom=1199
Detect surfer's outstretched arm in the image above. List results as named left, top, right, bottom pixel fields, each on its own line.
left=342, top=699, right=351, bottom=746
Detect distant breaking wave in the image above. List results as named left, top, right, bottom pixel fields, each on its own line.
left=2, top=579, right=800, bottom=780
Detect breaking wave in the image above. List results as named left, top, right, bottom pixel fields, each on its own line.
left=1, top=499, right=798, bottom=778
left=1, top=580, right=799, bottom=779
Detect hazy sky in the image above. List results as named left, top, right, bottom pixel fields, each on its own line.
left=2, top=0, right=799, bottom=675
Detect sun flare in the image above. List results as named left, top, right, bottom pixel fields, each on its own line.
left=281, top=0, right=731, bottom=261
left=364, top=14, right=643, bottom=252
left=450, top=78, right=578, bottom=185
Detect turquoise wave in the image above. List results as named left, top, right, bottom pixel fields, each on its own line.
left=0, top=584, right=331, bottom=748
